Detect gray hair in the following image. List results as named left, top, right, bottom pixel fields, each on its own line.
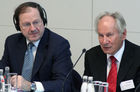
left=95, top=11, right=126, bottom=34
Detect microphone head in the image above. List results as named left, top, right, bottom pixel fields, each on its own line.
left=82, top=48, right=86, bottom=53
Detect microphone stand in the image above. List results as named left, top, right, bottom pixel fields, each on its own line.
left=62, top=49, right=86, bottom=92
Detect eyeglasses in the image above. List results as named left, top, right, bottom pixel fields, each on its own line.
left=20, top=20, right=43, bottom=29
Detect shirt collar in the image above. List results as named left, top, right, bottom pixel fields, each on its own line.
left=107, top=40, right=125, bottom=63
left=26, top=40, right=40, bottom=48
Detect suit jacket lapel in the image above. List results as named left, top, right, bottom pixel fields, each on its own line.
left=32, top=29, right=49, bottom=78
left=95, top=46, right=107, bottom=81
left=117, top=40, right=134, bottom=86
left=99, top=49, right=107, bottom=82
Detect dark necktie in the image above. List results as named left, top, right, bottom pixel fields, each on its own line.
left=22, top=42, right=34, bottom=81
left=107, top=56, right=117, bottom=92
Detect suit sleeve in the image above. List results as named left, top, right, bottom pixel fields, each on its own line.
left=0, top=37, right=11, bottom=69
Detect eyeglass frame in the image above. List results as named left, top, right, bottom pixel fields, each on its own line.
left=20, top=19, right=43, bottom=30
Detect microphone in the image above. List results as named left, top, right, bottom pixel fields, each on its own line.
left=62, top=48, right=86, bottom=92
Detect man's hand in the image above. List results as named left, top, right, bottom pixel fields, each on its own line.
left=10, top=75, right=31, bottom=91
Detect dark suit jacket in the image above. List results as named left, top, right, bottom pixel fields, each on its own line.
left=84, top=40, right=140, bottom=92
left=0, top=28, right=73, bottom=92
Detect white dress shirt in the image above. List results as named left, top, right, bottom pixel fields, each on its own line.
left=107, top=40, right=125, bottom=77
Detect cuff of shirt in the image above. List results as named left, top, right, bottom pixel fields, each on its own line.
left=34, top=81, right=45, bottom=92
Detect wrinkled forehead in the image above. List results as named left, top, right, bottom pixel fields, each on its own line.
left=98, top=16, right=116, bottom=28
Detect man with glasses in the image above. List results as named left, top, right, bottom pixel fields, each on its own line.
left=0, top=2, right=73, bottom=92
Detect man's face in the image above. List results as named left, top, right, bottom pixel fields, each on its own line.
left=19, top=7, right=45, bottom=42
left=97, top=16, right=126, bottom=55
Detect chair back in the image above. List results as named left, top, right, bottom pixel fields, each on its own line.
left=71, top=70, right=82, bottom=92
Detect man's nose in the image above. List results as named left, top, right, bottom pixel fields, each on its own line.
left=103, top=36, right=109, bottom=44
left=29, top=24, right=36, bottom=30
